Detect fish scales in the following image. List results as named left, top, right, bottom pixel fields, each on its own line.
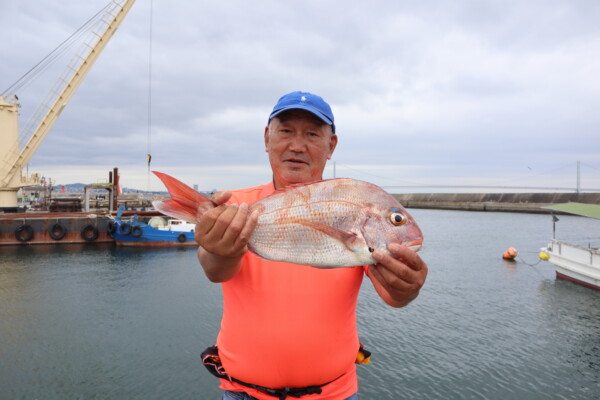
left=249, top=200, right=366, bottom=266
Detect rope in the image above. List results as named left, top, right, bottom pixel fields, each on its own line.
left=514, top=254, right=547, bottom=278
left=516, top=256, right=542, bottom=267
left=146, top=0, right=154, bottom=191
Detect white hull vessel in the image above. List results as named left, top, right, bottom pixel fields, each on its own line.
left=541, top=202, right=600, bottom=291
left=543, top=239, right=600, bottom=290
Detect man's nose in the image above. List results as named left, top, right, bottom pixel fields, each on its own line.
left=288, top=132, right=307, bottom=152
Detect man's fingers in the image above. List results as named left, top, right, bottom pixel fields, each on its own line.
left=235, top=209, right=259, bottom=248
left=211, top=190, right=232, bottom=206
left=210, top=204, right=241, bottom=239
left=196, top=204, right=237, bottom=245
left=371, top=245, right=426, bottom=287
left=220, top=203, right=250, bottom=246
left=370, top=257, right=416, bottom=286
left=195, top=202, right=259, bottom=259
left=388, top=243, right=426, bottom=271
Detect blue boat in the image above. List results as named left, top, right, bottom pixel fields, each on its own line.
left=110, top=206, right=196, bottom=247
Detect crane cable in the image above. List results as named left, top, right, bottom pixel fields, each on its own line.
left=1, top=3, right=112, bottom=97
left=146, top=0, right=154, bottom=191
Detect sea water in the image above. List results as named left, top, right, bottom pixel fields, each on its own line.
left=1, top=209, right=599, bottom=399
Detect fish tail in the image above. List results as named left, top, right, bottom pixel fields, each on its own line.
left=152, top=171, right=215, bottom=223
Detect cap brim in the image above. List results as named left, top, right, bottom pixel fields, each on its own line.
left=269, top=105, right=334, bottom=126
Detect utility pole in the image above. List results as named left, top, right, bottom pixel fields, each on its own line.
left=576, top=160, right=581, bottom=193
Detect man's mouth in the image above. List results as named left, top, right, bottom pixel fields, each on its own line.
left=285, top=158, right=308, bottom=165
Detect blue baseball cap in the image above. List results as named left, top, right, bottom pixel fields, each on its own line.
left=268, top=91, right=336, bottom=133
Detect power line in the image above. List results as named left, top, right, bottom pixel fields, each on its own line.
left=146, top=0, right=154, bottom=191
left=582, top=162, right=600, bottom=172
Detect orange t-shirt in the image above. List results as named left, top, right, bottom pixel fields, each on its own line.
left=217, top=183, right=365, bottom=399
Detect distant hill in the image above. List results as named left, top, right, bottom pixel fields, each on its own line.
left=55, top=183, right=168, bottom=196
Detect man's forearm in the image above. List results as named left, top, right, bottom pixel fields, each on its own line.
left=198, top=246, right=243, bottom=282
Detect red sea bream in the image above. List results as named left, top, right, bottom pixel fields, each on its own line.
left=152, top=171, right=423, bottom=267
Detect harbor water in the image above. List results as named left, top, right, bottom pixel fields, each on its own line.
left=1, top=209, right=599, bottom=399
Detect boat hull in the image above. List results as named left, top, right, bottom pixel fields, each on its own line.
left=543, top=239, right=600, bottom=291
left=112, top=218, right=196, bottom=248
left=0, top=212, right=113, bottom=246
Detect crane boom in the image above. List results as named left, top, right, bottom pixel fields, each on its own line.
left=0, top=0, right=136, bottom=210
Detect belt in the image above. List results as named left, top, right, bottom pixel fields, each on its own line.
left=201, top=345, right=340, bottom=400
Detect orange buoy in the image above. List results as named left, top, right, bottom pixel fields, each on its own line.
left=502, top=247, right=518, bottom=260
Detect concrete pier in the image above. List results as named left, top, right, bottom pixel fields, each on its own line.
left=393, top=192, right=600, bottom=213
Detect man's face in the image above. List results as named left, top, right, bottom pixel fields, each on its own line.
left=264, top=109, right=337, bottom=189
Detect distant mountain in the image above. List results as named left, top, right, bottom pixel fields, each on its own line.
left=55, top=183, right=167, bottom=196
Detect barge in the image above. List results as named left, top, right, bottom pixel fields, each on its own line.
left=0, top=211, right=113, bottom=245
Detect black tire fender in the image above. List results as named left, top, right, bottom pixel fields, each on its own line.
left=119, top=222, right=132, bottom=235
left=49, top=223, right=66, bottom=240
left=15, top=224, right=34, bottom=242
left=81, top=224, right=99, bottom=241
left=131, top=226, right=143, bottom=238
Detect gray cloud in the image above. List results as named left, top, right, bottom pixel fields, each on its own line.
left=1, top=0, right=599, bottom=191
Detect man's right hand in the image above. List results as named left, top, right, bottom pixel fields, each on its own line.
left=195, top=191, right=258, bottom=282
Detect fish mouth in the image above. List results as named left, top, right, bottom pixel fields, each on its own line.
left=404, top=239, right=424, bottom=252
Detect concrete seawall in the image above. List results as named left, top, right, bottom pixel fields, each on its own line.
left=392, top=192, right=600, bottom=213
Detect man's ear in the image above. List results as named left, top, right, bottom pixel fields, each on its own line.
left=327, top=134, right=338, bottom=160
left=264, top=126, right=270, bottom=152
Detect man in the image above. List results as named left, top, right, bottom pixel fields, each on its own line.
left=195, top=91, right=428, bottom=399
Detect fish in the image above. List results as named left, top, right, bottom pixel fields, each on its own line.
left=152, top=171, right=423, bottom=267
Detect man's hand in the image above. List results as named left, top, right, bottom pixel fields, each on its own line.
left=368, top=243, right=428, bottom=308
left=195, top=191, right=258, bottom=282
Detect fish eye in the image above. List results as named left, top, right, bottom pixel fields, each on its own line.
left=389, top=211, right=407, bottom=226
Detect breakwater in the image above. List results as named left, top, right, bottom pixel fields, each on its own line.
left=393, top=192, right=600, bottom=213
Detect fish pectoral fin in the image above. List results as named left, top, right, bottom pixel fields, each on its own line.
left=292, top=220, right=365, bottom=252
left=342, top=231, right=366, bottom=252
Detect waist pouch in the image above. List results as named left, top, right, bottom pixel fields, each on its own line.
left=201, top=345, right=355, bottom=400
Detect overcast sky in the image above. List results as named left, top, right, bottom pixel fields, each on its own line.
left=1, top=0, right=599, bottom=193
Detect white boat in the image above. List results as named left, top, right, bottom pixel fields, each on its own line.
left=156, top=218, right=196, bottom=233
left=540, top=202, right=600, bottom=291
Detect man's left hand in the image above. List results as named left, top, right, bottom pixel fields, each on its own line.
left=368, top=242, right=428, bottom=308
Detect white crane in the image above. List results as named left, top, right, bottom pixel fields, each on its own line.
left=0, top=0, right=136, bottom=212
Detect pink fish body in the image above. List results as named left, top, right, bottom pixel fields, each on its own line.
left=152, top=171, right=423, bottom=267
